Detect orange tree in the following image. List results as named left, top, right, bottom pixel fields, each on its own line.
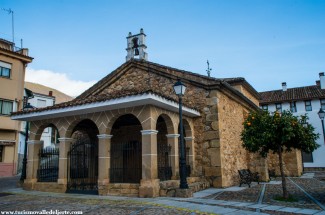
left=241, top=110, right=319, bottom=199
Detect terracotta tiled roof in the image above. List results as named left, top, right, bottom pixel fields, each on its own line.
left=77, top=59, right=259, bottom=99
left=259, top=85, right=325, bottom=104
left=12, top=89, right=190, bottom=116
left=12, top=59, right=259, bottom=116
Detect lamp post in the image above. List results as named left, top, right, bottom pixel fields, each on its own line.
left=318, top=108, right=325, bottom=144
left=20, top=101, right=34, bottom=182
left=173, top=80, right=189, bottom=189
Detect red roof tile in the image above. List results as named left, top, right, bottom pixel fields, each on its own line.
left=259, top=85, right=325, bottom=104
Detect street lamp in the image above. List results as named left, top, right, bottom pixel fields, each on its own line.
left=318, top=108, right=325, bottom=144
left=173, top=80, right=189, bottom=189
left=20, top=101, right=34, bottom=182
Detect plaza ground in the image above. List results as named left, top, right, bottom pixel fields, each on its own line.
left=1, top=173, right=325, bottom=214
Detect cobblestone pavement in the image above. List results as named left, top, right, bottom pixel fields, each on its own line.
left=3, top=174, right=325, bottom=215
left=197, top=175, right=325, bottom=214
left=0, top=175, right=20, bottom=192
left=0, top=193, right=199, bottom=215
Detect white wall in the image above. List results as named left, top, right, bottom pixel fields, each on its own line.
left=29, top=94, right=55, bottom=148
left=265, top=99, right=325, bottom=167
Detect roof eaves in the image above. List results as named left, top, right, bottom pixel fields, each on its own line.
left=0, top=47, right=33, bottom=62
left=220, top=81, right=259, bottom=110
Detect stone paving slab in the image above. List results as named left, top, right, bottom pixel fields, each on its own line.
left=193, top=188, right=222, bottom=197
left=247, top=204, right=269, bottom=209
left=218, top=201, right=241, bottom=206
left=261, top=205, right=285, bottom=210
left=278, top=207, right=302, bottom=213
left=232, top=202, right=255, bottom=207
left=294, top=208, right=322, bottom=214
left=226, top=211, right=269, bottom=215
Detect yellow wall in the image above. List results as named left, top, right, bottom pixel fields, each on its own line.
left=0, top=45, right=32, bottom=176
left=217, top=90, right=250, bottom=187
left=232, top=84, right=259, bottom=106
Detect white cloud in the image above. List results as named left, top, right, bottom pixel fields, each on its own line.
left=26, top=68, right=97, bottom=97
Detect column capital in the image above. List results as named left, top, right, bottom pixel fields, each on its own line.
left=58, top=137, right=74, bottom=142
left=166, top=134, right=180, bottom=138
left=141, top=130, right=158, bottom=135
left=27, top=140, right=43, bottom=145
left=184, top=137, right=194, bottom=141
left=97, top=134, right=113, bottom=139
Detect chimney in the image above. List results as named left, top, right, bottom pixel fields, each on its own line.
left=316, top=80, right=320, bottom=86
left=320, top=73, right=325, bottom=89
left=49, top=91, right=53, bottom=96
left=282, top=82, right=287, bottom=91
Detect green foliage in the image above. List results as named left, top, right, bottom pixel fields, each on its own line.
left=241, top=110, right=320, bottom=157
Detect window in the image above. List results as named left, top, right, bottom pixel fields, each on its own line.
left=0, top=99, right=13, bottom=115
left=261, top=105, right=268, bottom=111
left=37, top=99, right=47, bottom=108
left=0, top=61, right=11, bottom=78
left=290, top=102, right=297, bottom=112
left=321, top=99, right=325, bottom=110
left=305, top=100, right=312, bottom=111
left=275, top=103, right=282, bottom=113
left=302, top=152, right=313, bottom=163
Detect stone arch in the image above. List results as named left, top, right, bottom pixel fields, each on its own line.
left=65, top=116, right=100, bottom=138
left=155, top=113, right=175, bottom=134
left=182, top=118, right=193, bottom=138
left=30, top=121, right=61, bottom=142
left=67, top=118, right=99, bottom=194
left=110, top=114, right=143, bottom=183
left=105, top=107, right=149, bottom=134
left=156, top=115, right=172, bottom=181
left=70, top=118, right=100, bottom=140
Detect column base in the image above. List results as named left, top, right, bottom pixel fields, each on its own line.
left=139, top=179, right=160, bottom=198
left=98, top=179, right=109, bottom=186
left=57, top=179, right=67, bottom=185
left=175, top=188, right=193, bottom=198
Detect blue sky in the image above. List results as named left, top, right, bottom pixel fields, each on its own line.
left=1, top=0, right=325, bottom=96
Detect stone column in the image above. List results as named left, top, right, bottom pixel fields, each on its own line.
left=25, top=140, right=44, bottom=186
left=166, top=134, right=179, bottom=179
left=97, top=134, right=112, bottom=187
left=185, top=137, right=195, bottom=176
left=57, top=138, right=74, bottom=185
left=139, top=130, right=159, bottom=198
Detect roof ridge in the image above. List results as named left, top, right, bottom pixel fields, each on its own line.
left=260, top=84, right=318, bottom=93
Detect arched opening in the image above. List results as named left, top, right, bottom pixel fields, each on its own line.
left=110, top=114, right=142, bottom=183
left=40, top=124, right=60, bottom=149
left=67, top=119, right=99, bottom=194
left=157, top=116, right=172, bottom=181
left=37, top=124, right=60, bottom=182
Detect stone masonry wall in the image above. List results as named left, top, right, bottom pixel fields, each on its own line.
left=217, top=90, right=250, bottom=187
left=97, top=67, right=207, bottom=112
left=231, top=84, right=259, bottom=106
left=268, top=149, right=303, bottom=177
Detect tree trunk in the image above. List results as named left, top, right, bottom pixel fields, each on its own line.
left=278, top=146, right=288, bottom=199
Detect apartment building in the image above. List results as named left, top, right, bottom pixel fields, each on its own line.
left=260, top=73, right=325, bottom=169
left=0, top=39, right=33, bottom=177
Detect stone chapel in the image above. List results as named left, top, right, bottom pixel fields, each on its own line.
left=11, top=29, right=302, bottom=197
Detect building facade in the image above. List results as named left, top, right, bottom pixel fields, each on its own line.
left=17, top=84, right=73, bottom=174
left=0, top=39, right=33, bottom=177
left=11, top=30, right=301, bottom=196
left=260, top=75, right=325, bottom=170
